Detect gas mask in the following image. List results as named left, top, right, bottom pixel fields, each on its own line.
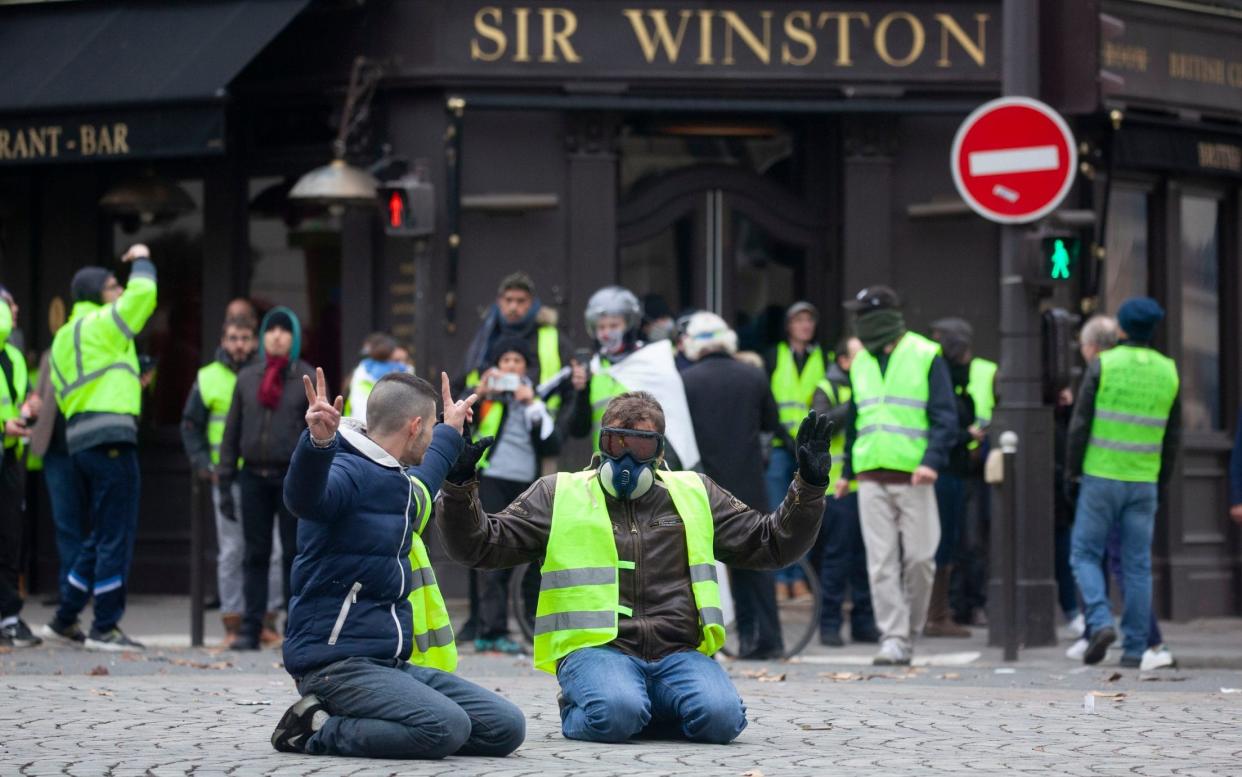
left=597, top=426, right=664, bottom=501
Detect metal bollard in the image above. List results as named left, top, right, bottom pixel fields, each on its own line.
left=189, top=474, right=205, bottom=648
left=999, top=431, right=1019, bottom=662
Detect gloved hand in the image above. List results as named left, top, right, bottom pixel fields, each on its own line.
left=217, top=482, right=237, bottom=522
left=446, top=432, right=495, bottom=486
left=795, top=411, right=834, bottom=487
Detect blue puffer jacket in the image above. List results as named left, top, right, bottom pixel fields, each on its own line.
left=281, top=419, right=463, bottom=679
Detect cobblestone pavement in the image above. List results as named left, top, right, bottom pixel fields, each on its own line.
left=3, top=645, right=1242, bottom=777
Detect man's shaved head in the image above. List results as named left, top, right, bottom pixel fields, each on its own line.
left=367, top=373, right=438, bottom=436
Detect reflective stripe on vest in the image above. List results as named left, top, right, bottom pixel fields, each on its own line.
left=815, top=379, right=853, bottom=492
left=589, top=362, right=628, bottom=451
left=197, top=362, right=238, bottom=467
left=405, top=476, right=457, bottom=671
left=967, top=358, right=998, bottom=427
left=849, top=332, right=939, bottom=474
left=533, top=470, right=726, bottom=674
left=771, top=343, right=825, bottom=445
left=49, top=301, right=142, bottom=421
left=1082, top=346, right=1178, bottom=483
left=0, top=342, right=28, bottom=450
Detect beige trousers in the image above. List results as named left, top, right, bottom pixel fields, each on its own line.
left=858, top=480, right=941, bottom=643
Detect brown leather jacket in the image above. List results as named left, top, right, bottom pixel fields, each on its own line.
left=436, top=470, right=824, bottom=662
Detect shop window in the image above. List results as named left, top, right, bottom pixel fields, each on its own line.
left=1103, top=187, right=1148, bottom=314
left=111, top=181, right=203, bottom=431
left=1179, top=194, right=1222, bottom=432
left=619, top=125, right=796, bottom=196
left=248, top=177, right=343, bottom=386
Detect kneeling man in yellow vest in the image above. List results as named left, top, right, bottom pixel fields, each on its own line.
left=437, top=391, right=833, bottom=744
left=269, top=369, right=525, bottom=759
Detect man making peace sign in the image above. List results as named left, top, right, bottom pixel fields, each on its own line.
left=270, top=368, right=526, bottom=759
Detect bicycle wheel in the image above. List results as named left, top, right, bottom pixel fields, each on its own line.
left=508, top=562, right=538, bottom=644
left=719, top=556, right=821, bottom=660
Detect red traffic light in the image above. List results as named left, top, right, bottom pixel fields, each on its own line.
left=387, top=190, right=405, bottom=229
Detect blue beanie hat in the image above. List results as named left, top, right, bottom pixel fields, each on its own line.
left=1117, top=297, right=1164, bottom=343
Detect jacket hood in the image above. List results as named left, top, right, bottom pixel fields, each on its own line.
left=259, top=305, right=303, bottom=363
left=338, top=417, right=403, bottom=471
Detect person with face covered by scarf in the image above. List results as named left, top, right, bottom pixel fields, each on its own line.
left=436, top=392, right=831, bottom=744
left=835, top=286, right=958, bottom=667
left=217, top=307, right=315, bottom=650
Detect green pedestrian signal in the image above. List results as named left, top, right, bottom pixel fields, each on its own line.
left=1041, top=237, right=1080, bottom=281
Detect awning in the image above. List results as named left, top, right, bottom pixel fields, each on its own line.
left=0, top=0, right=309, bottom=165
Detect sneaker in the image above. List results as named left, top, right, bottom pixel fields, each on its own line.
left=1066, top=613, right=1086, bottom=639
left=272, top=694, right=328, bottom=754
left=227, top=634, right=261, bottom=651
left=85, top=627, right=145, bottom=652
left=1119, top=654, right=1141, bottom=668
left=851, top=625, right=882, bottom=644
left=40, top=619, right=87, bottom=647
left=1140, top=645, right=1176, bottom=671
left=1083, top=626, right=1116, bottom=665
left=820, top=630, right=845, bottom=647
left=1065, top=638, right=1088, bottom=660
left=0, top=619, right=42, bottom=648
left=473, top=637, right=495, bottom=652
left=873, top=638, right=912, bottom=666
left=489, top=636, right=523, bottom=655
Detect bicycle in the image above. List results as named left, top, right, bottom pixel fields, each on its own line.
left=508, top=556, right=821, bottom=659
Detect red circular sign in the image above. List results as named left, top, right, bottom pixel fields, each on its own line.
left=951, top=97, right=1077, bottom=224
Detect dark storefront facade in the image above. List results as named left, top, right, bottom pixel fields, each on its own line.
left=0, top=0, right=1238, bottom=615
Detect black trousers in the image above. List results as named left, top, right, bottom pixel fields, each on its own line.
left=730, top=568, right=784, bottom=655
left=239, top=468, right=297, bottom=638
left=468, top=476, right=533, bottom=639
left=0, top=452, right=25, bottom=619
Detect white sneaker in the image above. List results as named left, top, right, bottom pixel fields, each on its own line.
left=873, top=638, right=912, bottom=666
left=1065, top=638, right=1088, bottom=660
left=1067, top=613, right=1086, bottom=639
left=1140, top=645, right=1176, bottom=671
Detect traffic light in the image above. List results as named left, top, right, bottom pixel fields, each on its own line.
left=1041, top=307, right=1080, bottom=402
left=1041, top=236, right=1081, bottom=282
left=377, top=176, right=435, bottom=237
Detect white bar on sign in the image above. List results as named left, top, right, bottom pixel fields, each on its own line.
left=968, top=145, right=1059, bottom=176
left=992, top=185, right=1019, bottom=203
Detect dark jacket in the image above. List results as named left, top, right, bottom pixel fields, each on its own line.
left=1230, top=409, right=1242, bottom=506
left=1066, top=348, right=1181, bottom=488
left=180, top=347, right=255, bottom=474
left=681, top=352, right=792, bottom=509
left=436, top=469, right=824, bottom=662
left=281, top=420, right=463, bottom=679
left=841, top=340, right=959, bottom=478
left=218, top=356, right=315, bottom=478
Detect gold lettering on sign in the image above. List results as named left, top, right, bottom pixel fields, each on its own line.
left=697, top=10, right=715, bottom=65
left=1198, top=142, right=1242, bottom=173
left=934, top=13, right=987, bottom=67
left=1102, top=42, right=1148, bottom=73
left=471, top=7, right=507, bottom=61
left=721, top=10, right=773, bottom=65
left=514, top=7, right=532, bottom=62
left=624, top=9, right=693, bottom=63
left=875, top=12, right=925, bottom=67
left=1229, top=62, right=1242, bottom=87
left=540, top=8, right=581, bottom=62
left=1169, top=52, right=1226, bottom=85
left=817, top=12, right=870, bottom=67
left=781, top=11, right=817, bottom=66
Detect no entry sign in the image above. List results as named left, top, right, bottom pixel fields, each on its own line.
left=951, top=97, right=1077, bottom=224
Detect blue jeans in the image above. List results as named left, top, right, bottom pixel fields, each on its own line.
left=43, top=448, right=87, bottom=598
left=557, top=647, right=746, bottom=744
left=765, top=447, right=804, bottom=585
left=1070, top=475, right=1157, bottom=658
left=296, top=656, right=526, bottom=759
left=817, top=492, right=874, bottom=636
left=1053, top=522, right=1080, bottom=620
left=55, top=444, right=140, bottom=633
left=1105, top=523, right=1162, bottom=648
left=934, top=473, right=965, bottom=566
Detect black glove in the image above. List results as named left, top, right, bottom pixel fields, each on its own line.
left=217, top=482, right=237, bottom=522
left=794, top=411, right=834, bottom=488
left=446, top=433, right=495, bottom=485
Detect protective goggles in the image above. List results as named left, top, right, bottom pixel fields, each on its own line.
left=599, top=427, right=665, bottom=463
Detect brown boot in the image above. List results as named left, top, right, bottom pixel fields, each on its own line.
left=260, top=611, right=284, bottom=649
left=221, top=613, right=243, bottom=646
left=924, top=566, right=970, bottom=638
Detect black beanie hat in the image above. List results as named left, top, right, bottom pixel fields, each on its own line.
left=264, top=310, right=294, bottom=334
left=71, top=267, right=113, bottom=304
left=489, top=336, right=532, bottom=367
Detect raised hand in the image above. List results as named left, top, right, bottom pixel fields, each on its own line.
left=303, top=367, right=343, bottom=442
left=794, top=410, right=834, bottom=488
left=120, top=243, right=149, bottom=263
left=440, top=372, right=479, bottom=433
